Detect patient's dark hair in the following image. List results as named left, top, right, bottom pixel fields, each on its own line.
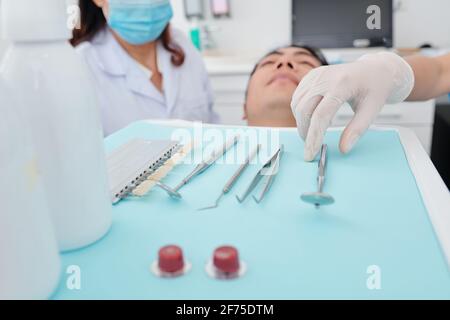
left=70, top=0, right=185, bottom=66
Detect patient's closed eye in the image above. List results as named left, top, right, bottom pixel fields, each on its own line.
left=260, top=60, right=276, bottom=67
left=295, top=59, right=317, bottom=68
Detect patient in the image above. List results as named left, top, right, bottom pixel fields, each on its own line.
left=244, top=45, right=328, bottom=127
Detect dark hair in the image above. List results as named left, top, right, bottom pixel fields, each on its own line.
left=245, top=44, right=328, bottom=99
left=70, top=0, right=185, bottom=66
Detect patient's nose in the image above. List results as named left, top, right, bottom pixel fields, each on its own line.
left=276, top=61, right=295, bottom=70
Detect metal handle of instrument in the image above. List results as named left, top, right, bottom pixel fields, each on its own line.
left=223, top=144, right=261, bottom=193
left=317, top=144, right=328, bottom=193
left=206, top=134, right=240, bottom=165
left=174, top=134, right=240, bottom=192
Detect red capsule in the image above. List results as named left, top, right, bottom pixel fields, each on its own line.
left=213, top=246, right=240, bottom=274
left=158, top=245, right=184, bottom=273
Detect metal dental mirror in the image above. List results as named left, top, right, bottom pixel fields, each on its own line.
left=301, top=144, right=335, bottom=208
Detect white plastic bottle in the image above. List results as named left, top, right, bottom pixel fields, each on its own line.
left=0, top=0, right=7, bottom=59
left=0, top=79, right=61, bottom=299
left=1, top=0, right=112, bottom=251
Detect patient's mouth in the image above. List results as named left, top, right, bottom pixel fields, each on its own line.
left=268, top=73, right=299, bottom=86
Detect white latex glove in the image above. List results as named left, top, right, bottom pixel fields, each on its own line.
left=291, top=52, right=415, bottom=161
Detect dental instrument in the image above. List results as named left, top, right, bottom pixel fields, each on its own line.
left=236, top=145, right=284, bottom=204
left=198, top=144, right=261, bottom=211
left=173, top=134, right=240, bottom=192
left=154, top=181, right=182, bottom=199
left=300, top=144, right=335, bottom=208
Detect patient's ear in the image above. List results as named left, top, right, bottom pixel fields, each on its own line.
left=242, top=104, right=248, bottom=120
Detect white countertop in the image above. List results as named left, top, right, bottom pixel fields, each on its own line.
left=203, top=55, right=256, bottom=75
left=202, top=47, right=390, bottom=75
left=202, top=47, right=450, bottom=75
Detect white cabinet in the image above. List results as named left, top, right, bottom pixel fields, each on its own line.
left=210, top=73, right=250, bottom=126
left=206, top=58, right=435, bottom=154
left=330, top=100, right=435, bottom=153
left=205, top=56, right=254, bottom=127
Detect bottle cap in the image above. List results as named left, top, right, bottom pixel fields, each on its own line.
left=158, top=245, right=185, bottom=274
left=213, top=246, right=240, bottom=274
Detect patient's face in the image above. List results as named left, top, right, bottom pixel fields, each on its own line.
left=245, top=47, right=323, bottom=127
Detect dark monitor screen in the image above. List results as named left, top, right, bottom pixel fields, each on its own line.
left=292, top=0, right=393, bottom=48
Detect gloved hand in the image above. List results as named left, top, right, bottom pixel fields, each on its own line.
left=290, top=52, right=415, bottom=161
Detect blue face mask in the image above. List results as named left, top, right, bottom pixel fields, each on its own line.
left=108, top=0, right=173, bottom=45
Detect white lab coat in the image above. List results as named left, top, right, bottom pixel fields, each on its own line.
left=76, top=27, right=219, bottom=136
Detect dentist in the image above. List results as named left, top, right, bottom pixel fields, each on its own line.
left=71, top=0, right=219, bottom=136
left=291, top=52, right=450, bottom=161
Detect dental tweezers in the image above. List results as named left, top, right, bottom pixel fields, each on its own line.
left=236, top=145, right=284, bottom=203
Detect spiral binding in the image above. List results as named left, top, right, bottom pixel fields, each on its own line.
left=114, top=144, right=182, bottom=202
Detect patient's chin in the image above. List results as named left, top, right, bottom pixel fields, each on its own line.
left=247, top=104, right=296, bottom=128
left=264, top=96, right=292, bottom=112
left=265, top=86, right=296, bottom=101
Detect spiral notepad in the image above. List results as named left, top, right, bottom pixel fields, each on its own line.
left=107, top=139, right=182, bottom=204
